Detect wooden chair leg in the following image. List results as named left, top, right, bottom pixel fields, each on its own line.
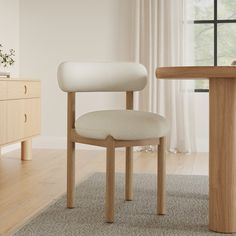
left=67, top=92, right=76, bottom=209
left=157, top=137, right=166, bottom=215
left=67, top=141, right=75, bottom=208
left=125, top=147, right=133, bottom=201
left=106, top=136, right=115, bottom=223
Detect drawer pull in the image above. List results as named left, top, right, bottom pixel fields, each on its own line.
left=24, top=85, right=27, bottom=94
left=24, top=114, right=27, bottom=123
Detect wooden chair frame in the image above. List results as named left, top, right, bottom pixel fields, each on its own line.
left=67, top=91, right=166, bottom=223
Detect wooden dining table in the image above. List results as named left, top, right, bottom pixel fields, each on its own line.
left=156, top=66, right=236, bottom=234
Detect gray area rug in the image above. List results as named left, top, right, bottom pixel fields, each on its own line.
left=13, top=173, right=235, bottom=236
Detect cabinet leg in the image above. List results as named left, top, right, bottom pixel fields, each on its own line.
left=21, top=139, right=32, bottom=161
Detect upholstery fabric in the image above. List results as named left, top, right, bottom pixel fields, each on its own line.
left=75, top=110, right=169, bottom=140
left=57, top=62, right=147, bottom=92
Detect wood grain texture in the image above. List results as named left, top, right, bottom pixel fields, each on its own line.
left=67, top=93, right=76, bottom=208
left=126, top=91, right=133, bottom=110
left=72, top=130, right=160, bottom=148
left=156, top=66, right=236, bottom=79
left=0, top=81, right=41, bottom=163
left=156, top=66, right=236, bottom=233
left=106, top=136, right=115, bottom=223
left=0, top=101, right=7, bottom=144
left=115, top=138, right=160, bottom=148
left=72, top=131, right=108, bottom=147
left=209, top=78, right=236, bottom=233
left=67, top=90, right=167, bottom=224
left=6, top=100, right=25, bottom=142
left=0, top=81, right=7, bottom=100
left=125, top=147, right=133, bottom=201
left=7, top=81, right=40, bottom=100
left=21, top=139, right=32, bottom=161
left=157, top=137, right=166, bottom=215
left=5, top=99, right=40, bottom=144
left=0, top=78, right=40, bottom=82
left=23, top=98, right=41, bottom=137
left=125, top=92, right=134, bottom=201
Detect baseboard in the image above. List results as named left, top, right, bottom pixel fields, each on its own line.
left=0, top=136, right=103, bottom=155
left=32, top=136, right=104, bottom=150
left=1, top=143, right=20, bottom=154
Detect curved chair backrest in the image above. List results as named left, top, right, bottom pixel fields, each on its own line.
left=57, top=62, right=147, bottom=92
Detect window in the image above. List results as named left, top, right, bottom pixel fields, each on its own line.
left=192, top=0, right=236, bottom=91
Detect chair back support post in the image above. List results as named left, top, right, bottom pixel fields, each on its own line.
left=126, top=91, right=134, bottom=110
left=68, top=92, right=76, bottom=137
left=67, top=92, right=76, bottom=208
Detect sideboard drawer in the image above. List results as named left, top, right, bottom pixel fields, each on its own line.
left=6, top=99, right=40, bottom=143
left=24, top=98, right=41, bottom=137
left=0, top=81, right=7, bottom=100
left=7, top=81, right=41, bottom=100
left=7, top=100, right=25, bottom=142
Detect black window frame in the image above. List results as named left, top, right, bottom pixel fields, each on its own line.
left=194, top=0, right=236, bottom=92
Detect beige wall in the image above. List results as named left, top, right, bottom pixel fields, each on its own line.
left=0, top=0, right=19, bottom=76
left=19, top=0, right=133, bottom=146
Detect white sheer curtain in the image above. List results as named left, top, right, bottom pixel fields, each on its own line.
left=132, top=0, right=196, bottom=153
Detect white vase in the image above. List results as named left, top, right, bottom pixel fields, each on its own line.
left=0, top=67, right=10, bottom=78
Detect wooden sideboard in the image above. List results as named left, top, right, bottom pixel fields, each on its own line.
left=0, top=79, right=41, bottom=160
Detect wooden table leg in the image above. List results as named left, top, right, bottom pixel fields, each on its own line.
left=21, top=139, right=32, bottom=161
left=209, top=78, right=236, bottom=233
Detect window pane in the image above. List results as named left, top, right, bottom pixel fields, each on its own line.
left=195, top=80, right=209, bottom=90
left=194, top=23, right=213, bottom=90
left=194, top=24, right=214, bottom=65
left=218, top=0, right=236, bottom=20
left=192, top=0, right=214, bottom=20
left=218, top=24, right=236, bottom=65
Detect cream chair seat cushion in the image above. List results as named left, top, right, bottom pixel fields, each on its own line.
left=75, top=110, right=169, bottom=140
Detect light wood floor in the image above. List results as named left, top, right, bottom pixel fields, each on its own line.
left=0, top=149, right=208, bottom=236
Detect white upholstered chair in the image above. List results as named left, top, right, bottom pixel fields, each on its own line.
left=57, top=62, right=169, bottom=223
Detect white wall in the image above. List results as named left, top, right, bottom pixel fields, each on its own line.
left=19, top=0, right=133, bottom=148
left=194, top=93, right=209, bottom=152
left=0, top=0, right=19, bottom=76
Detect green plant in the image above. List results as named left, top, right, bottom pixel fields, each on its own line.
left=0, top=44, right=15, bottom=68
